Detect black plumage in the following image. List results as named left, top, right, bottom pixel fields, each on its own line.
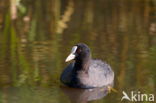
left=60, top=43, right=114, bottom=88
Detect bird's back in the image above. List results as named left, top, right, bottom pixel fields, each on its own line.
left=77, top=60, right=114, bottom=88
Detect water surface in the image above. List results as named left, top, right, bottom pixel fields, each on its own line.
left=0, top=0, right=156, bottom=103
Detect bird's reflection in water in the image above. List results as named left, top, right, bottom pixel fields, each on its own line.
left=60, top=86, right=111, bottom=103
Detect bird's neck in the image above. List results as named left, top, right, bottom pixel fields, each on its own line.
left=74, top=55, right=91, bottom=73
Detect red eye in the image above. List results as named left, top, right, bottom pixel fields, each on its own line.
left=76, top=48, right=81, bottom=54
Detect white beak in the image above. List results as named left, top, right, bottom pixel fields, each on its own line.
left=65, top=46, right=77, bottom=62
left=65, top=53, right=76, bottom=62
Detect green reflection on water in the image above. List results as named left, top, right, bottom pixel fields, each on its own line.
left=0, top=0, right=156, bottom=103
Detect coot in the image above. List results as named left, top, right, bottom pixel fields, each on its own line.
left=60, top=43, right=114, bottom=88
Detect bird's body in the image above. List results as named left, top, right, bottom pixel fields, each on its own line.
left=61, top=60, right=114, bottom=88
left=60, top=43, right=114, bottom=88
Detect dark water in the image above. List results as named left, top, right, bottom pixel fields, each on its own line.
left=0, top=0, right=156, bottom=103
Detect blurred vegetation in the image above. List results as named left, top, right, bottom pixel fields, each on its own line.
left=0, top=0, right=156, bottom=102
